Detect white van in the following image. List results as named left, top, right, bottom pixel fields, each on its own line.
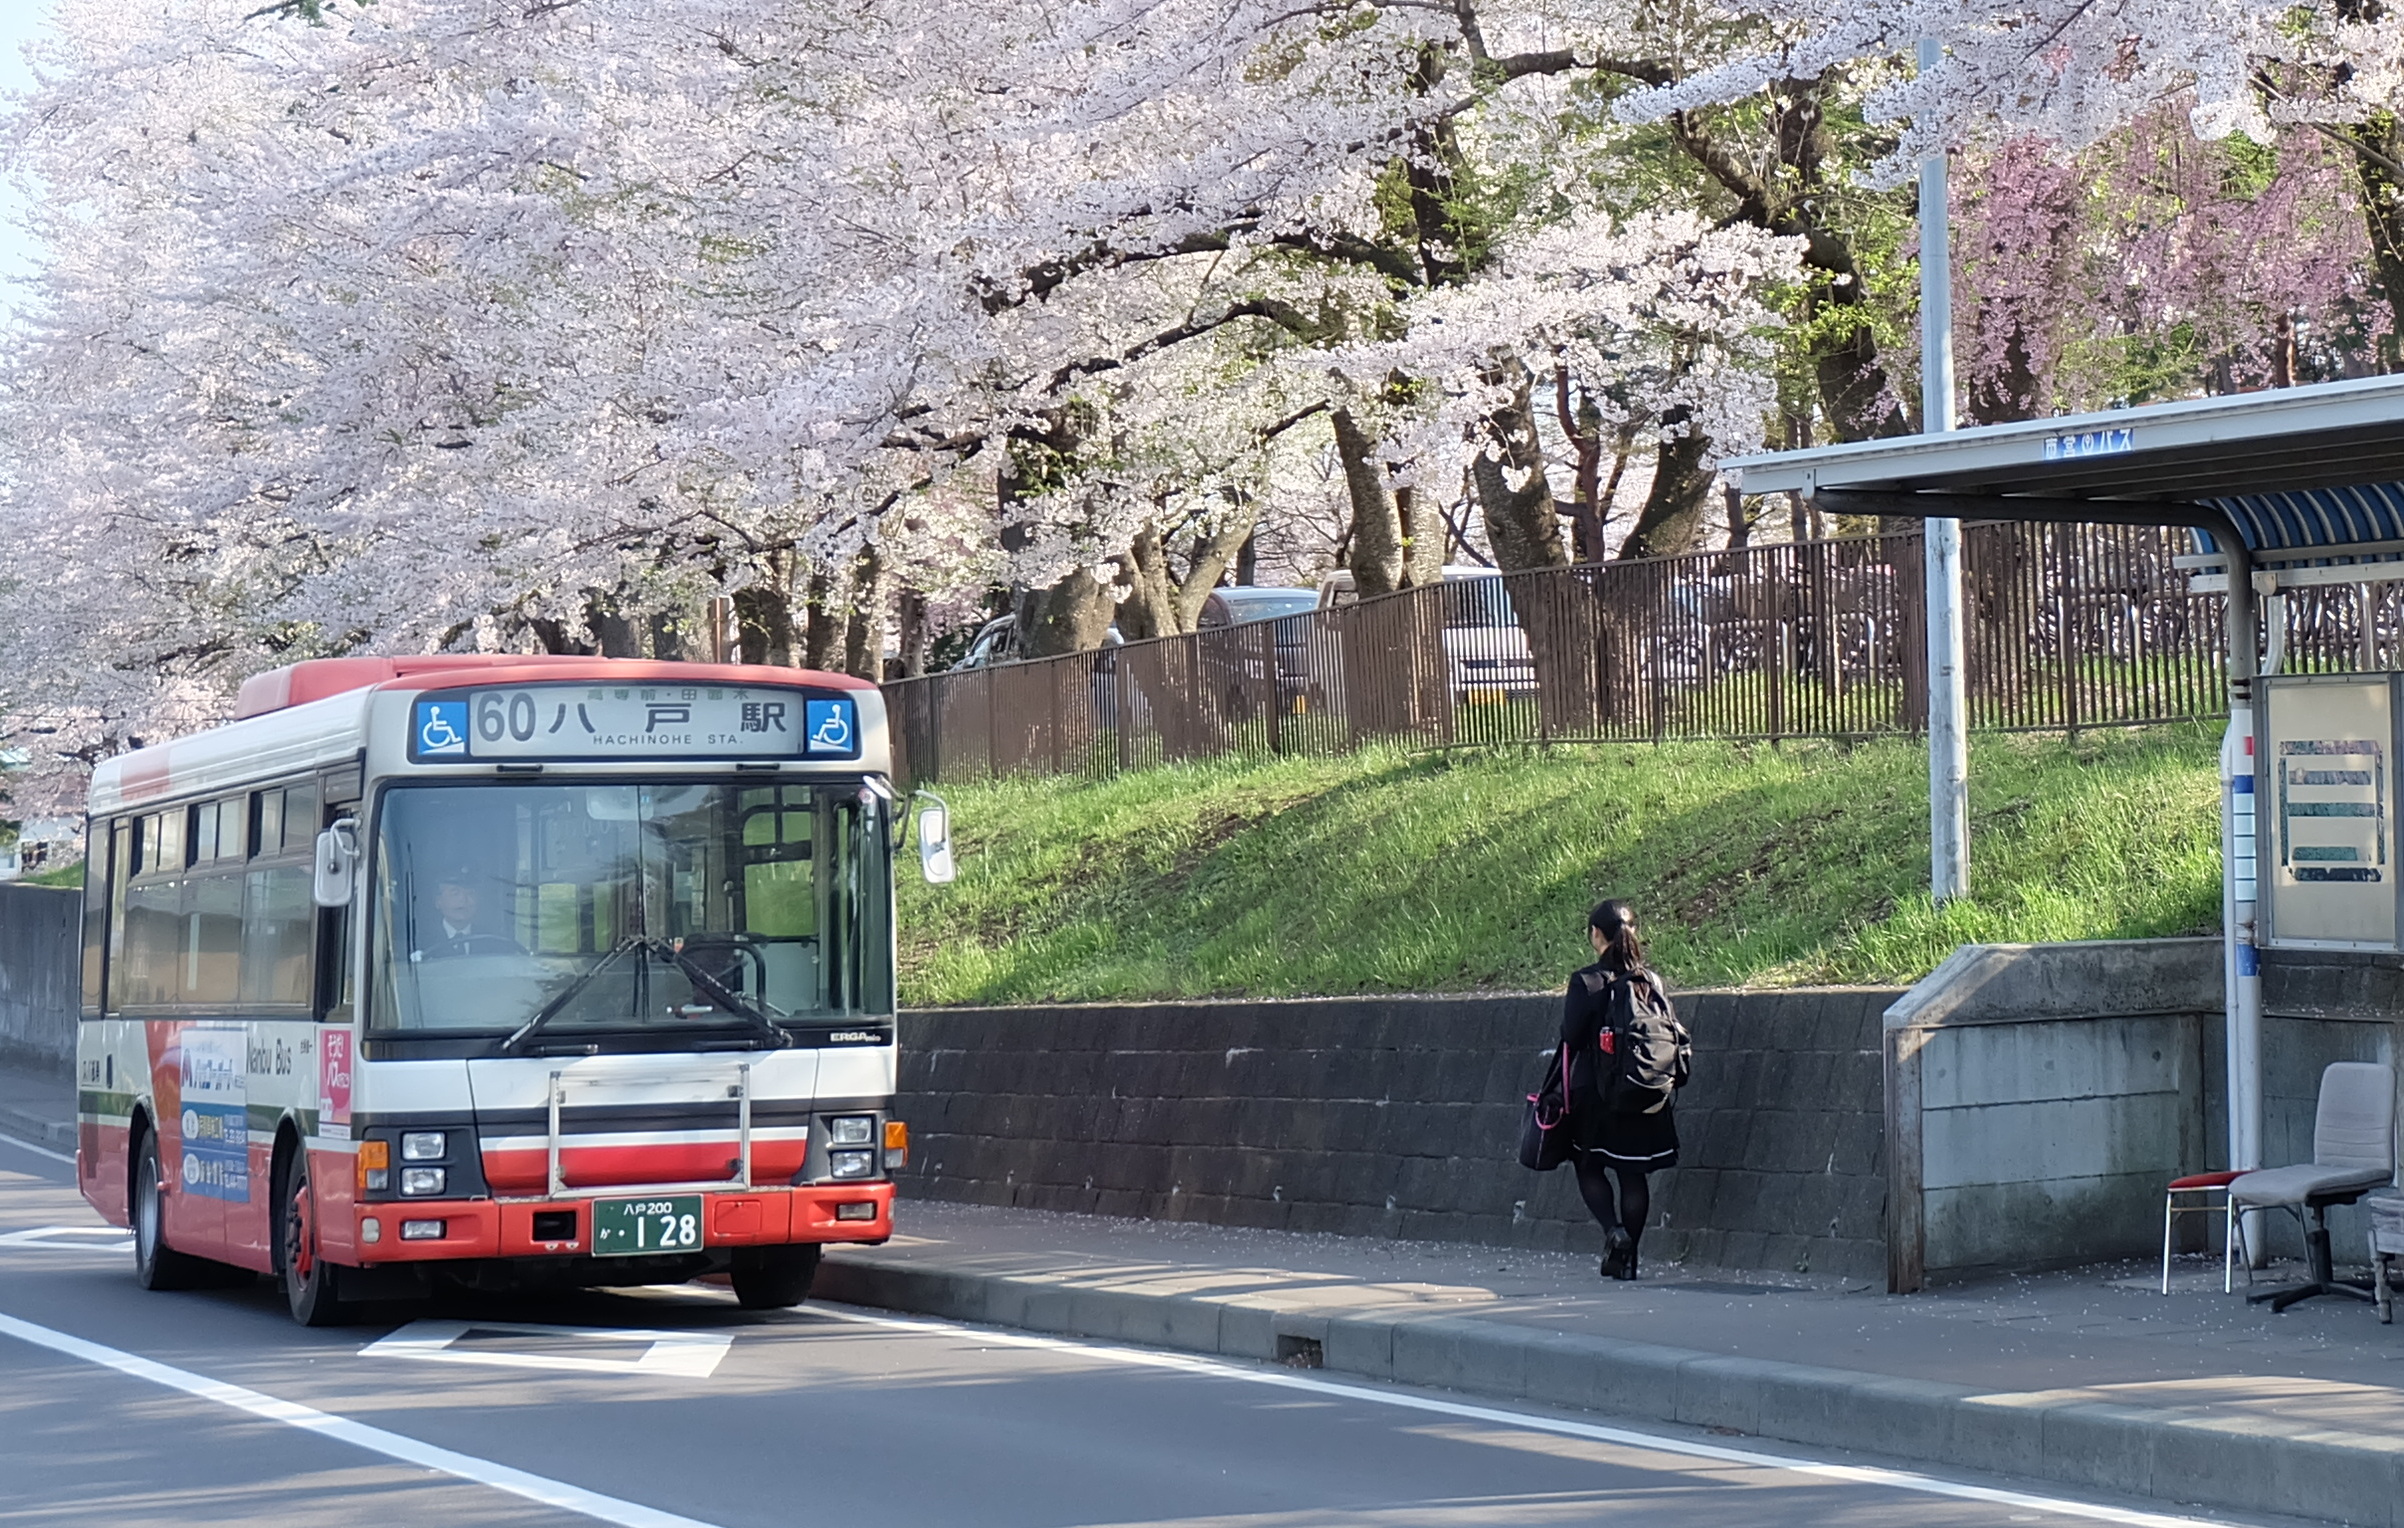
left=1315, top=565, right=1536, bottom=701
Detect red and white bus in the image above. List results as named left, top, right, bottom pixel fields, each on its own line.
left=72, top=655, right=951, bottom=1324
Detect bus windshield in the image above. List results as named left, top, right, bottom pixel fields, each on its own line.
left=368, top=781, right=892, bottom=1036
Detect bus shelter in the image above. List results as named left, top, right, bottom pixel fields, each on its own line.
left=1732, top=373, right=2404, bottom=1216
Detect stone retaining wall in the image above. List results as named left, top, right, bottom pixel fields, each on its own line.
left=897, top=987, right=1898, bottom=1283
left=0, top=884, right=77, bottom=1076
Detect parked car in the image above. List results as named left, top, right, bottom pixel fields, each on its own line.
left=1196, top=585, right=1321, bottom=716
left=1315, top=565, right=1536, bottom=701
left=947, top=615, right=1122, bottom=673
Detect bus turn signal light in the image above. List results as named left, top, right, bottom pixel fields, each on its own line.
left=884, top=1120, right=908, bottom=1168
left=358, top=1140, right=390, bottom=1193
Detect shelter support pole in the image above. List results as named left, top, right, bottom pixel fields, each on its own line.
left=2222, top=554, right=2266, bottom=1261
left=1917, top=37, right=1968, bottom=905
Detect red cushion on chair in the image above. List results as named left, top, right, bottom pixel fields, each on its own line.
left=2168, top=1170, right=2243, bottom=1189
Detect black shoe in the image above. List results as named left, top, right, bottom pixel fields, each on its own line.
left=1614, top=1243, right=1639, bottom=1282
left=1600, top=1227, right=1632, bottom=1280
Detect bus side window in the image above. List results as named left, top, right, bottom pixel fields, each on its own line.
left=104, top=819, right=134, bottom=1013
left=82, top=821, right=117, bottom=1017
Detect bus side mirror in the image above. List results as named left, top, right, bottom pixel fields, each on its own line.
left=914, top=793, right=955, bottom=885
left=313, top=819, right=360, bottom=908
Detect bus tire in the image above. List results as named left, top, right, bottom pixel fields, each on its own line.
left=730, top=1244, right=820, bottom=1310
left=131, top=1127, right=211, bottom=1292
left=278, top=1151, right=354, bottom=1327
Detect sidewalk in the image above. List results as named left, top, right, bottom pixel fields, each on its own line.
left=0, top=1060, right=72, bottom=1152
left=824, top=1201, right=2404, bottom=1526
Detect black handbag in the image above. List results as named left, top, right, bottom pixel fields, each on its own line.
left=1518, top=1042, right=1573, bottom=1171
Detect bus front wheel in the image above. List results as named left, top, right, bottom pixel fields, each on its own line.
left=730, top=1244, right=820, bottom=1310
left=279, top=1152, right=354, bottom=1327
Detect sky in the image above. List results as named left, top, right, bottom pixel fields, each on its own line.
left=0, top=1, right=54, bottom=292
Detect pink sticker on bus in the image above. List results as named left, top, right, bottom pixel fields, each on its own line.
left=319, top=1031, right=352, bottom=1128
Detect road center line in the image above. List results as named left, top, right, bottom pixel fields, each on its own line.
left=0, top=1310, right=728, bottom=1528
left=0, top=1131, right=76, bottom=1166
left=809, top=1305, right=2232, bottom=1528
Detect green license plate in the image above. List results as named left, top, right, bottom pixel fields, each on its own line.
left=592, top=1195, right=704, bottom=1257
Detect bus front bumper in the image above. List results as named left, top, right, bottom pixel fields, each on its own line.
left=352, top=1182, right=895, bottom=1263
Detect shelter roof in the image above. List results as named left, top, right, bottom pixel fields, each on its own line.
left=1727, top=374, right=2404, bottom=560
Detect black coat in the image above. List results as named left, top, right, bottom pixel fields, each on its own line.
left=1557, top=960, right=1680, bottom=1169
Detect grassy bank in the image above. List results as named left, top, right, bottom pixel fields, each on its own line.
left=897, top=725, right=2224, bottom=1004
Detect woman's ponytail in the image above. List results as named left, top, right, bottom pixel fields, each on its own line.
left=1589, top=898, right=1644, bottom=972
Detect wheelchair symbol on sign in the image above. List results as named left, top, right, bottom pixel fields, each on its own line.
left=810, top=708, right=852, bottom=750
left=417, top=700, right=469, bottom=757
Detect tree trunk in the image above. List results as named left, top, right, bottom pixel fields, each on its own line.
left=2347, top=110, right=2404, bottom=371
left=733, top=580, right=794, bottom=667
left=843, top=547, right=884, bottom=679
left=1617, top=410, right=1717, bottom=560
left=1116, top=524, right=1180, bottom=642
left=801, top=570, right=842, bottom=670
left=649, top=610, right=689, bottom=662
left=1468, top=359, right=1567, bottom=574
left=586, top=594, right=641, bottom=658
left=1014, top=569, right=1117, bottom=656
left=1332, top=406, right=1404, bottom=596
left=897, top=587, right=930, bottom=677
left=1396, top=486, right=1447, bottom=587
left=1171, top=493, right=1257, bottom=625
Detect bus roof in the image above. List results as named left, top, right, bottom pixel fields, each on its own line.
left=233, top=655, right=873, bottom=719
left=92, top=656, right=881, bottom=817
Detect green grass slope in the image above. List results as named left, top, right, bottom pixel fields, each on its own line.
left=898, top=725, right=2225, bottom=1003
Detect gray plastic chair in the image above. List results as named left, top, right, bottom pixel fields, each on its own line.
left=2230, top=1062, right=2396, bottom=1313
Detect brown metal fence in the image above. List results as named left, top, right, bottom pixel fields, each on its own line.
left=885, top=522, right=2253, bottom=787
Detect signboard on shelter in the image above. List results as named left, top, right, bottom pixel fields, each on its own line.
left=2260, top=674, right=2402, bottom=951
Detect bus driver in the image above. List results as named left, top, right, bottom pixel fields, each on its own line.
left=416, top=866, right=526, bottom=961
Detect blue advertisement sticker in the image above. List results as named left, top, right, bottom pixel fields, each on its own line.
left=804, top=697, right=858, bottom=755
left=415, top=699, right=470, bottom=758
left=179, top=1026, right=250, bottom=1204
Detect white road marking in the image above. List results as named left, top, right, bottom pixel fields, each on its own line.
left=0, top=1225, right=133, bottom=1251
left=0, top=1310, right=725, bottom=1528
left=808, top=1305, right=2234, bottom=1528
left=361, top=1319, right=732, bottom=1378
left=0, top=1132, right=75, bottom=1166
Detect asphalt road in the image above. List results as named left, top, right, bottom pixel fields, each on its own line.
left=0, top=1134, right=2273, bottom=1528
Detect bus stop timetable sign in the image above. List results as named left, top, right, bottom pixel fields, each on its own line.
left=2260, top=673, right=2400, bottom=951
left=410, top=685, right=858, bottom=762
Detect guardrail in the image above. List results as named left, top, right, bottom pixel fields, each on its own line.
left=886, top=522, right=2250, bottom=785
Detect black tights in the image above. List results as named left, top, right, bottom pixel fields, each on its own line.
left=1574, top=1156, right=1649, bottom=1247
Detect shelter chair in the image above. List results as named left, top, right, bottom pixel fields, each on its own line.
left=2160, top=1170, right=2250, bottom=1294
left=2230, top=1062, right=2397, bottom=1314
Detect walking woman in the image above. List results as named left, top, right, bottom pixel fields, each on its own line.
left=1560, top=899, right=1684, bottom=1280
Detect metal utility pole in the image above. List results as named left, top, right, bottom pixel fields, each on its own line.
left=1919, top=37, right=1969, bottom=904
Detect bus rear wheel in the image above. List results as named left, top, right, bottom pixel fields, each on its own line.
left=131, top=1128, right=211, bottom=1292
left=279, top=1152, right=354, bottom=1327
left=730, top=1244, right=820, bottom=1310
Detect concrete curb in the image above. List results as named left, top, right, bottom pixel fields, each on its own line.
left=0, top=1106, right=72, bottom=1153
left=819, top=1252, right=2404, bottom=1526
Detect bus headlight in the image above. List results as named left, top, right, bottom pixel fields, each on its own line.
left=828, top=1116, right=875, bottom=1146
left=399, top=1167, right=447, bottom=1197
left=400, top=1131, right=446, bottom=1162
left=828, top=1150, right=875, bottom=1180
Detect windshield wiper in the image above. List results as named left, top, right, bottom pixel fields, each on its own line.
left=499, top=935, right=791, bottom=1055
left=501, top=935, right=647, bottom=1055
left=654, top=940, right=791, bottom=1049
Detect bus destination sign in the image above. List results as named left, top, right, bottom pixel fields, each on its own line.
left=410, top=684, right=859, bottom=762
